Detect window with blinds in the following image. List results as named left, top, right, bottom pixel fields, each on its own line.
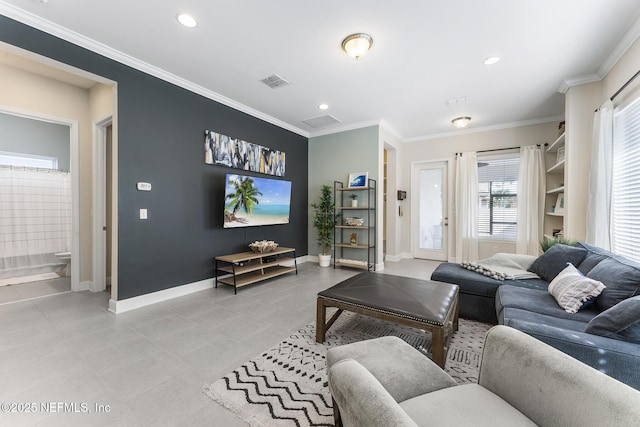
left=612, top=96, right=640, bottom=262
left=477, top=156, right=519, bottom=240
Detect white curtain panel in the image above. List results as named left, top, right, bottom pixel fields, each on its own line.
left=0, top=167, right=71, bottom=274
left=455, top=152, right=479, bottom=262
left=516, top=145, right=546, bottom=255
left=586, top=100, right=614, bottom=250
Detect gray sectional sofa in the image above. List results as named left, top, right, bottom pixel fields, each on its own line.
left=431, top=242, right=640, bottom=390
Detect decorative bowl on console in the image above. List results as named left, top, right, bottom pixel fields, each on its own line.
left=249, top=240, right=279, bottom=253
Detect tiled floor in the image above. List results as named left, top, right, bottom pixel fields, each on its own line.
left=0, top=258, right=441, bottom=426
left=0, top=276, right=71, bottom=305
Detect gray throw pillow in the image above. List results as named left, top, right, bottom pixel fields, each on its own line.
left=585, top=296, right=640, bottom=344
left=587, top=257, right=640, bottom=311
left=529, top=244, right=587, bottom=282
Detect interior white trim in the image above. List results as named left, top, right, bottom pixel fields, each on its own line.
left=109, top=278, right=214, bottom=314
left=559, top=15, right=640, bottom=93
left=405, top=115, right=565, bottom=143
left=0, top=2, right=310, bottom=138
left=557, top=73, right=602, bottom=94
left=598, top=14, right=640, bottom=80
left=109, top=256, right=309, bottom=313
left=92, top=114, right=112, bottom=293
left=0, top=105, right=81, bottom=292
left=379, top=119, right=405, bottom=142
left=308, top=119, right=380, bottom=138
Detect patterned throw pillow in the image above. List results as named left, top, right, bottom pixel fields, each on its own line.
left=548, top=263, right=606, bottom=314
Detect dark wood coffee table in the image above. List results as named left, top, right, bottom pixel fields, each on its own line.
left=316, top=272, right=459, bottom=368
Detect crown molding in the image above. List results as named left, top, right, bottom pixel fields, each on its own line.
left=378, top=119, right=405, bottom=142
left=307, top=119, right=380, bottom=138
left=557, top=73, right=601, bottom=94
left=405, top=115, right=564, bottom=143
left=597, top=14, right=640, bottom=78
left=0, top=3, right=310, bottom=138
left=558, top=14, right=640, bottom=94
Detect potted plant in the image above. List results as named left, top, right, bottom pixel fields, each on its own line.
left=311, top=184, right=338, bottom=267
left=540, top=235, right=577, bottom=252
left=349, top=193, right=358, bottom=207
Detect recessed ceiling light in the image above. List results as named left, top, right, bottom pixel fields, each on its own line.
left=176, top=14, right=197, bottom=28
left=318, top=103, right=329, bottom=110
left=451, top=116, right=472, bottom=128
left=483, top=56, right=501, bottom=65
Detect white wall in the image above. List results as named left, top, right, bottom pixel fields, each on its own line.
left=564, top=82, right=601, bottom=241
left=397, top=122, right=559, bottom=260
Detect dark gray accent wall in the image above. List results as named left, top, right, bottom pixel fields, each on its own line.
left=0, top=16, right=308, bottom=300
left=0, top=112, right=70, bottom=170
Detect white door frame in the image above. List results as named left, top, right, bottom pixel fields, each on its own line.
left=91, top=115, right=112, bottom=293
left=411, top=160, right=449, bottom=261
left=0, top=105, right=81, bottom=291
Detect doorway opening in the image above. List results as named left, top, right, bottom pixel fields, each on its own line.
left=92, top=116, right=114, bottom=295
left=0, top=108, right=80, bottom=302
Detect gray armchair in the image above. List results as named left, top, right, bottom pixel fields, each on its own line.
left=327, top=325, right=640, bottom=427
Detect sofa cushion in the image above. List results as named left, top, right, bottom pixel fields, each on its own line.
left=548, top=264, right=606, bottom=313
left=585, top=296, right=640, bottom=344
left=431, top=263, right=547, bottom=298
left=399, top=384, right=536, bottom=427
left=586, top=257, right=640, bottom=311
left=501, top=308, right=592, bottom=333
left=575, top=242, right=611, bottom=275
left=495, top=285, right=599, bottom=324
left=528, top=244, right=587, bottom=282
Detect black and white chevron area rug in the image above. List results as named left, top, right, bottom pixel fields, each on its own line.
left=203, top=311, right=492, bottom=427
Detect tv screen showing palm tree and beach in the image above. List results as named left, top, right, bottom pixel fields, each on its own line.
left=223, top=174, right=292, bottom=228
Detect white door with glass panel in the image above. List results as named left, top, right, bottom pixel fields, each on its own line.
left=413, top=161, right=448, bottom=260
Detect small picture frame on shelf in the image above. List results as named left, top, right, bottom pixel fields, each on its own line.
left=555, top=193, right=565, bottom=213
left=348, top=172, right=368, bottom=188
left=557, top=147, right=565, bottom=164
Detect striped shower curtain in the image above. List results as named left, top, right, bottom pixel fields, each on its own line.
left=0, top=166, right=71, bottom=278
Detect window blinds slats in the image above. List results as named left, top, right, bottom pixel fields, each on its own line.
left=612, top=96, right=640, bottom=261
left=477, top=157, right=519, bottom=240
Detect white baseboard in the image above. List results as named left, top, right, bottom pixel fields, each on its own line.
left=384, top=252, right=413, bottom=262
left=108, top=278, right=214, bottom=314
left=77, top=280, right=91, bottom=291
left=108, top=255, right=309, bottom=314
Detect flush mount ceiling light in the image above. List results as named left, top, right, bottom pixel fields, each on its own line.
left=451, top=116, right=472, bottom=128
left=341, top=33, right=373, bottom=60
left=176, top=13, right=197, bottom=28
left=318, top=103, right=329, bottom=110
left=483, top=56, right=501, bottom=65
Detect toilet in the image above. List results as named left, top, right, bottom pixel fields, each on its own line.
left=54, top=251, right=71, bottom=276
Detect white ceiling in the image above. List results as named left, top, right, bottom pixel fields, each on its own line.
left=1, top=0, right=640, bottom=140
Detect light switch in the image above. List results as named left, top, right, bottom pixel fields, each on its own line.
left=140, top=209, right=148, bottom=220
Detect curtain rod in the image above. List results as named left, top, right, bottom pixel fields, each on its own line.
left=610, top=69, right=640, bottom=102
left=456, top=143, right=546, bottom=156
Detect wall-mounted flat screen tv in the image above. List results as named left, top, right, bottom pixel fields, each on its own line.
left=223, top=173, right=292, bottom=228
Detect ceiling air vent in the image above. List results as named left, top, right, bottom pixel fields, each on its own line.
left=260, top=74, right=290, bottom=89
left=302, top=115, right=340, bottom=128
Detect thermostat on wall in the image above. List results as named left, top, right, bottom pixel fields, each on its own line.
left=136, top=182, right=152, bottom=191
